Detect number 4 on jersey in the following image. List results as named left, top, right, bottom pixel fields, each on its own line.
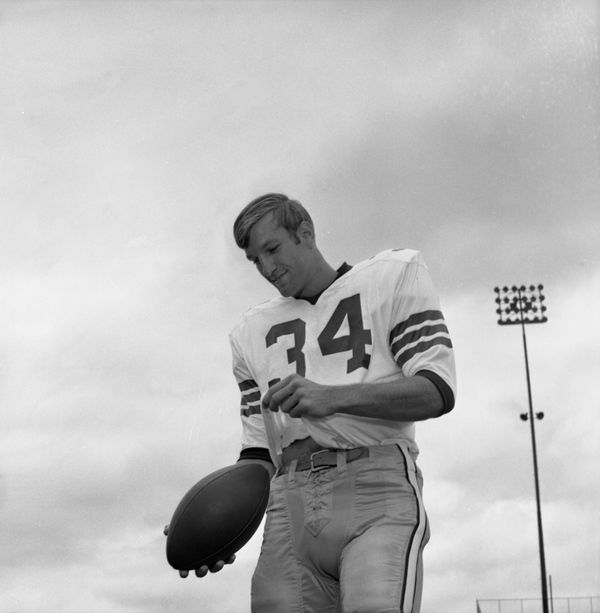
left=318, top=294, right=372, bottom=373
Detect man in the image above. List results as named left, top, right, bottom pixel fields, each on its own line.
left=184, top=193, right=456, bottom=613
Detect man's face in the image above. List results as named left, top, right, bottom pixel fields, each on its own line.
left=244, top=213, right=313, bottom=298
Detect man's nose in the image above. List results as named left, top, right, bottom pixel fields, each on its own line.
left=258, top=255, right=276, bottom=277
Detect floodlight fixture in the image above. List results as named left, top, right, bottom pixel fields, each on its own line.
left=494, top=284, right=548, bottom=325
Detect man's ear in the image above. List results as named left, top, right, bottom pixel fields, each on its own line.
left=297, top=220, right=315, bottom=246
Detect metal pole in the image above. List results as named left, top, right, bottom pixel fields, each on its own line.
left=494, top=285, right=549, bottom=613
left=518, top=288, right=549, bottom=613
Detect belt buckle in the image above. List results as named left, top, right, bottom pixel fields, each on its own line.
left=310, top=450, right=334, bottom=472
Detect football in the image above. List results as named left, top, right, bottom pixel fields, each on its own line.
left=166, top=463, right=271, bottom=571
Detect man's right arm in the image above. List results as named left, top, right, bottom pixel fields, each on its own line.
left=236, top=446, right=276, bottom=479
left=236, top=457, right=276, bottom=480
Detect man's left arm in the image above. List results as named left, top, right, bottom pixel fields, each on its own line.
left=261, top=371, right=444, bottom=422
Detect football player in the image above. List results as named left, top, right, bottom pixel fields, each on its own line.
left=188, top=193, right=456, bottom=613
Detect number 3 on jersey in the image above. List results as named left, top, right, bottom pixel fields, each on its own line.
left=265, top=293, right=372, bottom=375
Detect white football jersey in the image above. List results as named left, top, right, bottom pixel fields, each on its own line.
left=229, top=249, right=456, bottom=467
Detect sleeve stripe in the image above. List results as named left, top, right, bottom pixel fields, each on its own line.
left=238, top=378, right=262, bottom=417
left=241, top=404, right=262, bottom=417
left=238, top=379, right=258, bottom=392
left=242, top=391, right=261, bottom=404
left=390, top=322, right=450, bottom=357
left=394, top=337, right=453, bottom=369
left=388, top=310, right=445, bottom=345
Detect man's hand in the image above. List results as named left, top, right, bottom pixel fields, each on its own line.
left=163, top=524, right=236, bottom=578
left=261, top=374, right=338, bottom=418
left=176, top=556, right=236, bottom=578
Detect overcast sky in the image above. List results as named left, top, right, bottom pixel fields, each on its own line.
left=1, top=1, right=599, bottom=612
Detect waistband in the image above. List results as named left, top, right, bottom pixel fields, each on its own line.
left=280, top=446, right=370, bottom=474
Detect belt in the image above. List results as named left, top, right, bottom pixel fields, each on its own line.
left=281, top=447, right=369, bottom=474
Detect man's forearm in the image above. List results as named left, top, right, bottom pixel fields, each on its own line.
left=236, top=458, right=276, bottom=479
left=332, top=375, right=445, bottom=422
left=263, top=372, right=446, bottom=421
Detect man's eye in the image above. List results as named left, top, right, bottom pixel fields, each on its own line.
left=268, top=246, right=279, bottom=254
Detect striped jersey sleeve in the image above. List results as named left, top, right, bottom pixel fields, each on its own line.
left=229, top=332, right=269, bottom=451
left=387, top=251, right=456, bottom=405
left=239, top=378, right=261, bottom=417
left=389, top=309, right=453, bottom=369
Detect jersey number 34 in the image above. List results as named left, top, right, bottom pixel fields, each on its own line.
left=265, top=294, right=372, bottom=376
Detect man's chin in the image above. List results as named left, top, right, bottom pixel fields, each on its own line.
left=272, top=277, right=293, bottom=297
left=276, top=286, right=293, bottom=297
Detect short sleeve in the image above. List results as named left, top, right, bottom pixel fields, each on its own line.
left=387, top=252, right=456, bottom=406
left=230, top=331, right=270, bottom=450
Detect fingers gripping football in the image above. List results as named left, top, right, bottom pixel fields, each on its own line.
left=262, top=374, right=337, bottom=419
left=164, top=523, right=237, bottom=578
left=177, top=556, right=236, bottom=579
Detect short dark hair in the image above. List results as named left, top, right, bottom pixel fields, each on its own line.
left=233, top=193, right=314, bottom=249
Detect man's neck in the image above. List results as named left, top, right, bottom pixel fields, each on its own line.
left=296, top=262, right=351, bottom=304
left=295, top=261, right=337, bottom=299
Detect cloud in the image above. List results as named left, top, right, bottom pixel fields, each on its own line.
left=299, top=0, right=599, bottom=293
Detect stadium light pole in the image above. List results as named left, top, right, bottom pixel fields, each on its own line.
left=494, top=284, right=549, bottom=613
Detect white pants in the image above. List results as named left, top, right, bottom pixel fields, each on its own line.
left=251, top=442, right=430, bottom=613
